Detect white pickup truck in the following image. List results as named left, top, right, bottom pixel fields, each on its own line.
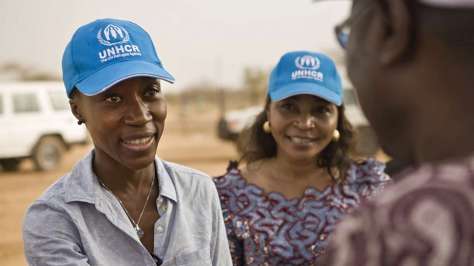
left=217, top=87, right=379, bottom=156
left=0, top=82, right=89, bottom=171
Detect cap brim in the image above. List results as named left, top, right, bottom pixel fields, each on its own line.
left=75, top=60, right=175, bottom=96
left=269, top=82, right=342, bottom=106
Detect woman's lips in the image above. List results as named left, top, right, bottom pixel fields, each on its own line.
left=121, top=135, right=155, bottom=151
left=287, top=136, right=317, bottom=145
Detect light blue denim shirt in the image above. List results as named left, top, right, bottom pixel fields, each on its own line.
left=23, top=151, right=232, bottom=266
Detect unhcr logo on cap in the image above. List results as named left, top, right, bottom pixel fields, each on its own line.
left=97, top=24, right=130, bottom=46
left=97, top=24, right=141, bottom=63
left=295, top=55, right=320, bottom=70
left=292, top=55, right=323, bottom=81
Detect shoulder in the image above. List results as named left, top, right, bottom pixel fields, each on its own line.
left=160, top=159, right=217, bottom=195
left=324, top=161, right=474, bottom=265
left=28, top=172, right=71, bottom=209
left=352, top=158, right=474, bottom=227
left=162, top=159, right=210, bottom=179
left=23, top=174, right=73, bottom=231
left=345, top=158, right=390, bottom=184
left=213, top=161, right=246, bottom=192
left=377, top=158, right=474, bottom=206
left=343, top=158, right=391, bottom=199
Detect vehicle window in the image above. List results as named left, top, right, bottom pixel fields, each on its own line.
left=0, top=94, right=3, bottom=114
left=343, top=89, right=358, bottom=106
left=48, top=90, right=69, bottom=111
left=12, top=93, right=40, bottom=113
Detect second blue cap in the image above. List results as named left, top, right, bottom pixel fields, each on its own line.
left=268, top=51, right=342, bottom=106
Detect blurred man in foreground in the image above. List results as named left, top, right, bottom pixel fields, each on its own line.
left=319, top=0, right=474, bottom=265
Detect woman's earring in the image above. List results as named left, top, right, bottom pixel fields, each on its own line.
left=262, top=121, right=271, bottom=133
left=332, top=130, right=340, bottom=142
left=77, top=120, right=84, bottom=125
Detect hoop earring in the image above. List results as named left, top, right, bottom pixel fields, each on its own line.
left=262, top=121, right=271, bottom=133
left=332, top=130, right=340, bottom=142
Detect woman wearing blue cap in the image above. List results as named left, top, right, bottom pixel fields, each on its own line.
left=214, top=51, right=391, bottom=265
left=22, top=19, right=232, bottom=266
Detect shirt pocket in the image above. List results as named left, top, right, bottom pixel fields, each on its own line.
left=163, top=248, right=212, bottom=266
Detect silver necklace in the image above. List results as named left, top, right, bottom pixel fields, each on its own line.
left=99, top=175, right=155, bottom=238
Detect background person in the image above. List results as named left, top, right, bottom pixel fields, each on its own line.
left=22, top=18, right=231, bottom=266
left=214, top=50, right=390, bottom=265
left=319, top=0, right=474, bottom=265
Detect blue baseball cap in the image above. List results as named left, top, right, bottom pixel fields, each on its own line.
left=62, top=18, right=175, bottom=97
left=268, top=51, right=343, bottom=106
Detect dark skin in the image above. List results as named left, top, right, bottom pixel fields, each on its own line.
left=70, top=77, right=165, bottom=253
left=243, top=95, right=338, bottom=199
left=346, top=0, right=474, bottom=165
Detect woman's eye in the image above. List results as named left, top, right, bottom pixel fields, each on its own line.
left=280, top=103, right=295, bottom=112
left=144, top=82, right=161, bottom=96
left=144, top=88, right=160, bottom=97
left=105, top=95, right=121, bottom=103
left=316, top=106, right=332, bottom=115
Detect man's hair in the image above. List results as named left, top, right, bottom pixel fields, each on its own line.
left=416, top=2, right=474, bottom=61
left=366, top=0, right=474, bottom=63
left=238, top=96, right=356, bottom=181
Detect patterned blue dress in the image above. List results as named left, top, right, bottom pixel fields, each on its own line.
left=214, top=159, right=390, bottom=265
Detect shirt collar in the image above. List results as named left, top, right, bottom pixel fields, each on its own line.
left=63, top=150, right=98, bottom=204
left=64, top=150, right=178, bottom=204
left=155, top=157, right=178, bottom=203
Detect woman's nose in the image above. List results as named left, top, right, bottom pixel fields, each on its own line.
left=124, top=97, right=152, bottom=125
left=294, top=115, right=317, bottom=129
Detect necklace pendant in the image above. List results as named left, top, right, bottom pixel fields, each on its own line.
left=135, top=225, right=144, bottom=238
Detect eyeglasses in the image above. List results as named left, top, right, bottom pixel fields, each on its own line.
left=334, top=17, right=351, bottom=49
left=334, top=3, right=374, bottom=49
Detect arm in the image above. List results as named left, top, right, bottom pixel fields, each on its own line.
left=209, top=184, right=233, bottom=266
left=23, top=202, right=90, bottom=266
left=351, top=159, right=392, bottom=201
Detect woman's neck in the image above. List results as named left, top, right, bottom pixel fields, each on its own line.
left=269, top=155, right=323, bottom=182
left=92, top=151, right=155, bottom=192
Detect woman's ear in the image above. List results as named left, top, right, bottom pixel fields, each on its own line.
left=69, top=94, right=84, bottom=123
left=265, top=107, right=271, bottom=122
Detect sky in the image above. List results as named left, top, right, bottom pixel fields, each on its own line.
left=0, top=0, right=351, bottom=91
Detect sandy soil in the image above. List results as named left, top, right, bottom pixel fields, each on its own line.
left=0, top=107, right=238, bottom=266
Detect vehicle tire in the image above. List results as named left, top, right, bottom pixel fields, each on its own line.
left=32, top=136, right=65, bottom=171
left=0, top=159, right=21, bottom=172
left=354, top=126, right=379, bottom=157
left=235, top=127, right=252, bottom=155
left=217, top=117, right=238, bottom=141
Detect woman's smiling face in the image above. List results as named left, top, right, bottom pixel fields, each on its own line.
left=267, top=94, right=338, bottom=162
left=71, top=77, right=166, bottom=170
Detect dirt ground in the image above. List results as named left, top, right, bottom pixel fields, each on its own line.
left=0, top=102, right=387, bottom=265
left=0, top=106, right=238, bottom=266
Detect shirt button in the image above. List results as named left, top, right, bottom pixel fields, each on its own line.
left=160, top=204, right=167, bottom=213
left=156, top=225, right=164, bottom=233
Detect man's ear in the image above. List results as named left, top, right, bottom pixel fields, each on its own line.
left=377, top=0, right=413, bottom=64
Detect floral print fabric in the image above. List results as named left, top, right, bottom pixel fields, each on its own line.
left=214, top=159, right=390, bottom=265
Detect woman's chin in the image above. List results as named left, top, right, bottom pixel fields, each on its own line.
left=122, top=156, right=156, bottom=171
